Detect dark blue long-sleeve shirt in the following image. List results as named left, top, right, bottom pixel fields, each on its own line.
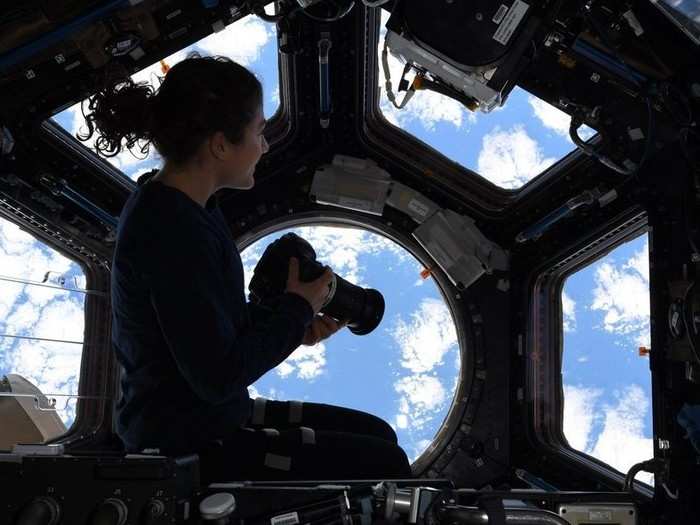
left=111, top=179, right=314, bottom=454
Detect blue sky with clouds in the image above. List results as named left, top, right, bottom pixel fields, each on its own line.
left=0, top=11, right=652, bottom=480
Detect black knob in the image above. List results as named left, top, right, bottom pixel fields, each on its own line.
left=91, top=498, right=128, bottom=525
left=141, top=499, right=165, bottom=524
left=15, top=497, right=60, bottom=525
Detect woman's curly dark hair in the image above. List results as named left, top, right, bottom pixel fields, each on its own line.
left=78, top=53, right=263, bottom=165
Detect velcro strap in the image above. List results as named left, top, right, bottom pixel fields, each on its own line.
left=264, top=453, right=291, bottom=471
left=300, top=426, right=316, bottom=445
left=252, top=397, right=267, bottom=425
left=289, top=400, right=303, bottom=424
left=481, top=497, right=506, bottom=525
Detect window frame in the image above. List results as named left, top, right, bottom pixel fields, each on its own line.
left=235, top=209, right=473, bottom=473
left=525, top=209, right=655, bottom=495
left=40, top=11, right=287, bottom=189
left=368, top=8, right=600, bottom=197
left=0, top=205, right=114, bottom=450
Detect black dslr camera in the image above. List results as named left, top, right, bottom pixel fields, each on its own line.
left=248, top=233, right=385, bottom=335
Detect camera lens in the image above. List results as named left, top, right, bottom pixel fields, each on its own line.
left=249, top=233, right=385, bottom=335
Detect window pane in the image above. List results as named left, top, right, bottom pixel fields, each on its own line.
left=562, top=233, right=653, bottom=484
left=0, top=217, right=85, bottom=450
left=242, top=225, right=461, bottom=462
left=51, top=14, right=280, bottom=182
left=378, top=11, right=593, bottom=189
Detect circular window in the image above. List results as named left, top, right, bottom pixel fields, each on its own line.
left=241, top=224, right=461, bottom=462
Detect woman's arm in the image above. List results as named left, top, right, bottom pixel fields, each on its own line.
left=144, top=225, right=313, bottom=404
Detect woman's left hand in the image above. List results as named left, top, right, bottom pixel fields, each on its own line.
left=302, top=314, right=347, bottom=346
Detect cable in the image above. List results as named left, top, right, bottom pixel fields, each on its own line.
left=569, top=118, right=635, bottom=175
left=300, top=0, right=356, bottom=22
left=381, top=38, right=415, bottom=109
left=573, top=2, right=660, bottom=182
left=623, top=459, right=660, bottom=492
left=0, top=333, right=84, bottom=345
left=681, top=282, right=700, bottom=365
left=569, top=89, right=655, bottom=180
left=661, top=482, right=680, bottom=500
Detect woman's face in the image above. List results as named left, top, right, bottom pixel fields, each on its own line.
left=221, top=105, right=269, bottom=190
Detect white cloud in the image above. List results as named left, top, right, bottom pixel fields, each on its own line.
left=240, top=244, right=263, bottom=295
left=0, top=217, right=84, bottom=427
left=247, top=385, right=283, bottom=401
left=528, top=96, right=571, bottom=138
left=391, top=298, right=457, bottom=373
left=477, top=125, right=556, bottom=188
left=377, top=12, right=474, bottom=133
left=409, top=438, right=434, bottom=463
left=3, top=299, right=84, bottom=424
left=563, top=385, right=601, bottom=451
left=562, top=291, right=576, bottom=332
left=591, top=241, right=650, bottom=346
left=380, top=89, right=471, bottom=132
left=275, top=361, right=294, bottom=378
left=275, top=343, right=326, bottom=380
left=395, top=413, right=408, bottom=429
left=528, top=95, right=596, bottom=141
left=243, top=226, right=409, bottom=289
left=590, top=385, right=654, bottom=485
left=194, top=15, right=272, bottom=66
left=270, top=86, right=280, bottom=107
left=564, top=383, right=654, bottom=485
left=394, top=374, right=446, bottom=431
left=625, top=242, right=650, bottom=281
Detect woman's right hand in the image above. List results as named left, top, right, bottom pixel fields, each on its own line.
left=285, top=257, right=334, bottom=314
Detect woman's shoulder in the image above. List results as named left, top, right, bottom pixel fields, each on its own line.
left=118, top=182, right=223, bottom=250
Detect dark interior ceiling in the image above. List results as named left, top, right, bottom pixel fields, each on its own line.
left=1, top=0, right=699, bottom=521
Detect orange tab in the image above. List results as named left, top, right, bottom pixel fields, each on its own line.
left=638, top=346, right=651, bottom=356
left=159, top=59, right=170, bottom=75
left=420, top=268, right=432, bottom=280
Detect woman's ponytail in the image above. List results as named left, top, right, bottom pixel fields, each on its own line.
left=80, top=53, right=262, bottom=165
left=79, top=78, right=156, bottom=158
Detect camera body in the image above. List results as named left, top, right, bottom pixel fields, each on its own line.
left=249, top=233, right=385, bottom=335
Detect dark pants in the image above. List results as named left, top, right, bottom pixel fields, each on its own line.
left=199, top=399, right=412, bottom=482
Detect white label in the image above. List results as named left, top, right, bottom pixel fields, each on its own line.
left=493, top=0, right=529, bottom=46
left=271, top=512, right=300, bottom=525
left=493, top=5, right=509, bottom=24
left=407, top=198, right=430, bottom=218
left=337, top=196, right=372, bottom=212
left=588, top=510, right=613, bottom=521
left=623, top=10, right=644, bottom=36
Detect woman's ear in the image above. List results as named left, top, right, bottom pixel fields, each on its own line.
left=209, top=131, right=230, bottom=161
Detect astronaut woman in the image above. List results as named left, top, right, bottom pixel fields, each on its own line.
left=81, top=54, right=411, bottom=481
